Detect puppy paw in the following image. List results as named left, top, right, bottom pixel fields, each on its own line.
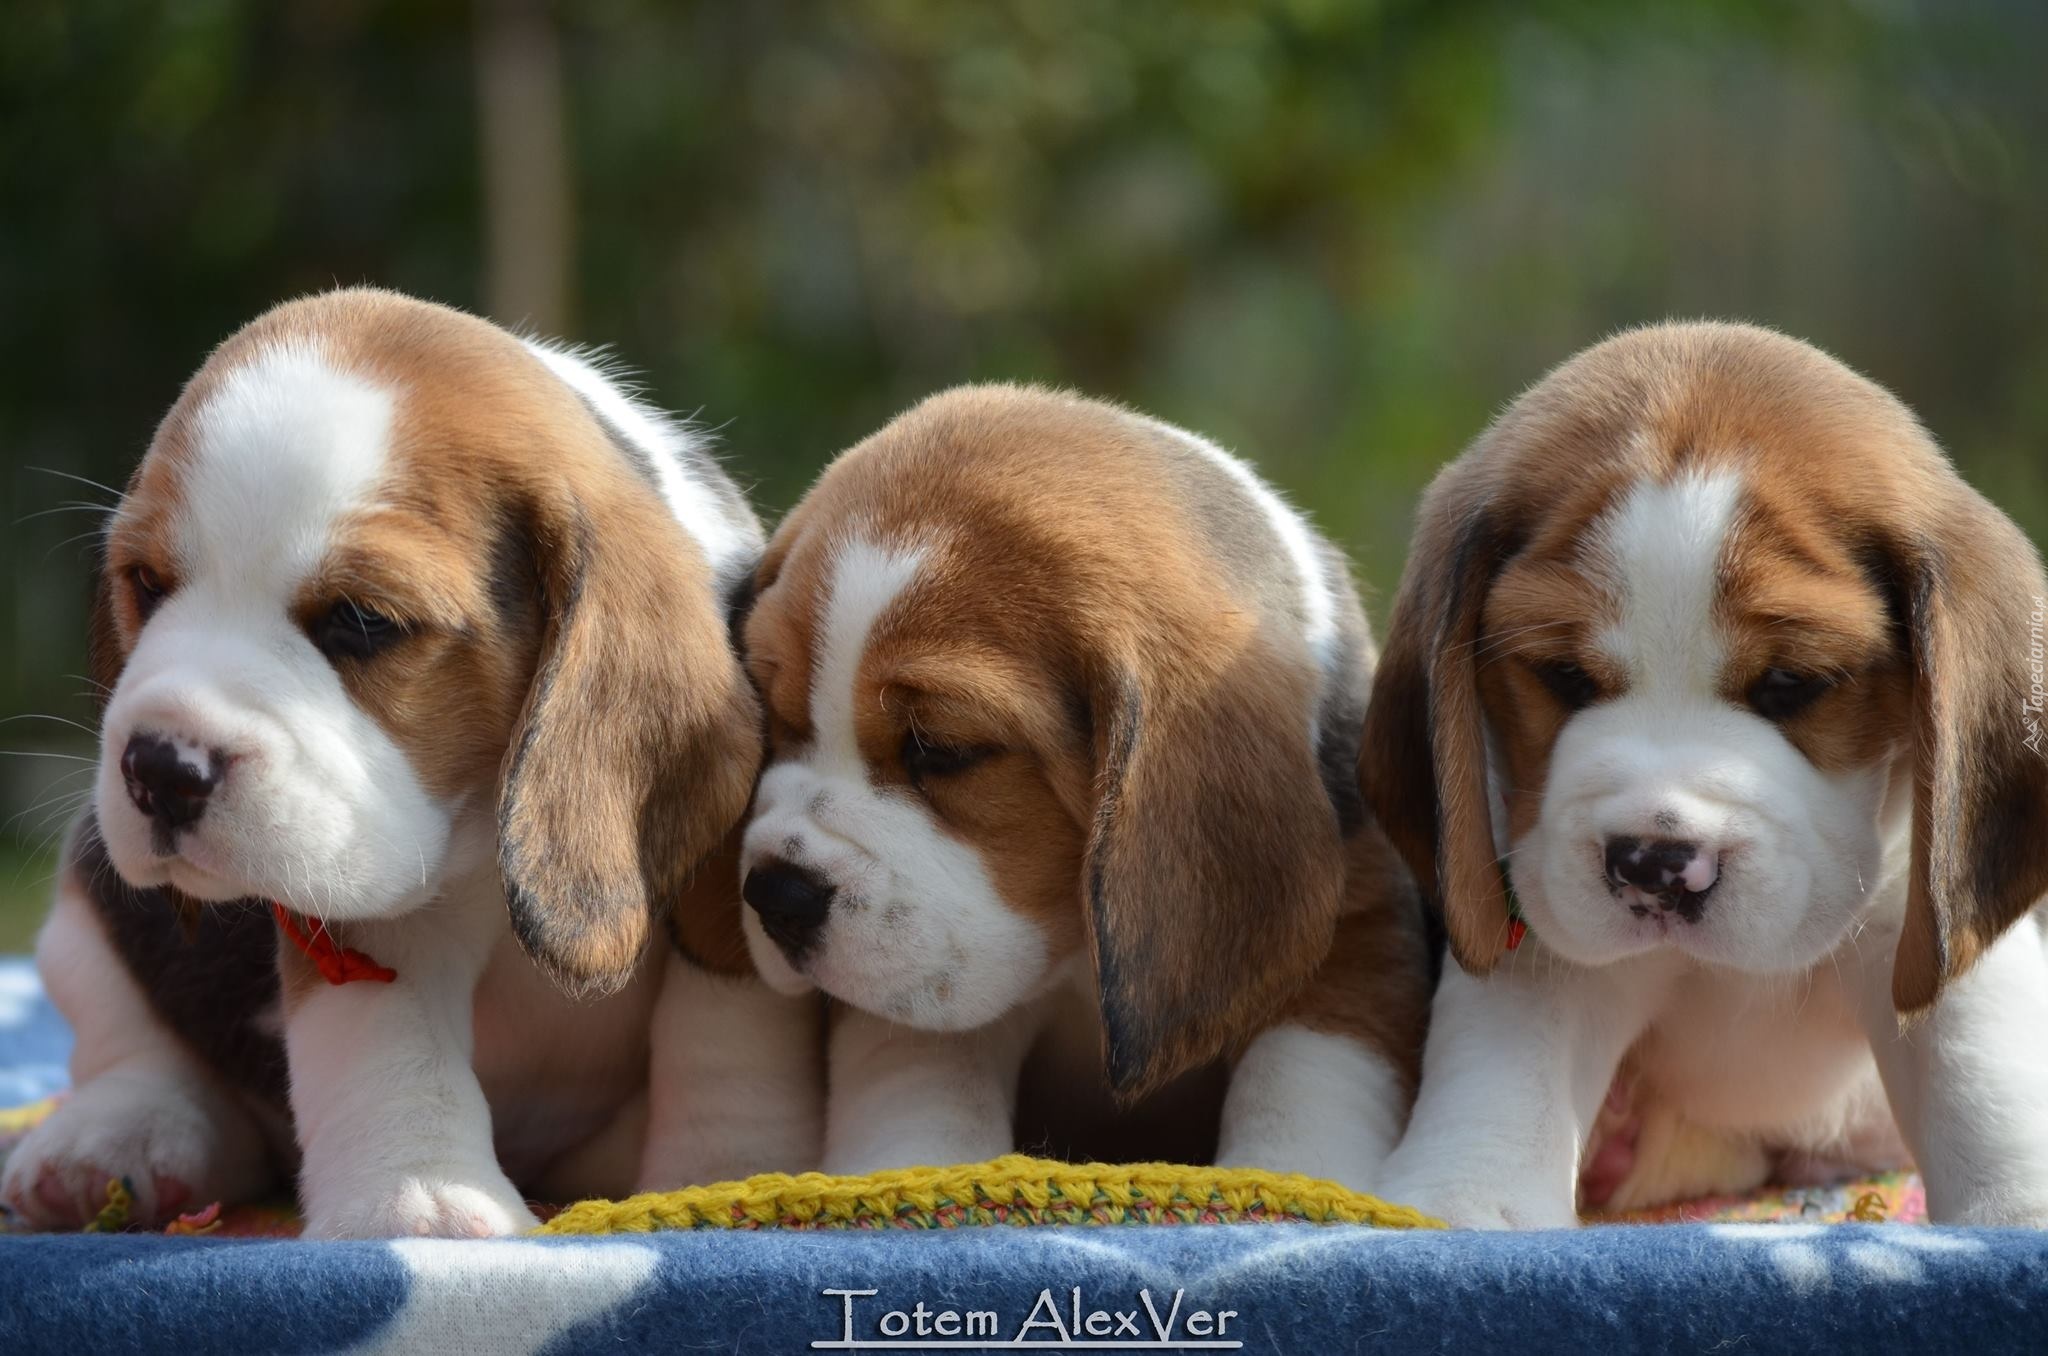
left=634, top=1137, right=806, bottom=1194
left=1939, top=1189, right=2048, bottom=1229
left=821, top=1135, right=995, bottom=1178
left=0, top=1067, right=269, bottom=1230
left=305, top=1166, right=539, bottom=1239
left=1376, top=1173, right=1580, bottom=1230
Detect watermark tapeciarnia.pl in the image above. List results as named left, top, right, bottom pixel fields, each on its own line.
left=2025, top=595, right=2045, bottom=756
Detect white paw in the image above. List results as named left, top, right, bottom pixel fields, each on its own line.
left=1376, top=1172, right=1580, bottom=1230
left=822, top=1136, right=991, bottom=1177
left=304, top=1164, right=539, bottom=1239
left=1940, top=1190, right=2048, bottom=1229
left=635, top=1132, right=814, bottom=1193
left=0, top=1067, right=269, bottom=1230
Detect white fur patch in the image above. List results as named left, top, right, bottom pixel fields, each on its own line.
left=1215, top=1025, right=1408, bottom=1194
left=810, top=540, right=927, bottom=773
left=1589, top=466, right=1742, bottom=692
left=523, top=340, right=761, bottom=578
left=178, top=341, right=395, bottom=587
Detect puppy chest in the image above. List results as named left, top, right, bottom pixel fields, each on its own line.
left=1631, top=968, right=1877, bottom=1136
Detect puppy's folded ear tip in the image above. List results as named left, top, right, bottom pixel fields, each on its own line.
left=1891, top=994, right=1937, bottom=1029
left=1446, top=939, right=1499, bottom=977
left=1100, top=1037, right=1164, bottom=1104
left=502, top=876, right=650, bottom=998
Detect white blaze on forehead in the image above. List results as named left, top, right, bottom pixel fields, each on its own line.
left=1140, top=415, right=1338, bottom=665
left=1590, top=467, right=1744, bottom=695
left=180, top=341, right=394, bottom=591
left=522, top=340, right=762, bottom=577
left=812, top=538, right=928, bottom=769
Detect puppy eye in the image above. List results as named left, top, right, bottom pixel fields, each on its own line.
left=1750, top=667, right=1835, bottom=722
left=128, top=565, right=170, bottom=621
left=1533, top=659, right=1601, bottom=711
left=310, top=598, right=404, bottom=663
left=901, top=730, right=991, bottom=784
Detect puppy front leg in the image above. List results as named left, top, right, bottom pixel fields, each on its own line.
left=286, top=908, right=535, bottom=1239
left=1375, top=955, right=1661, bottom=1228
left=1217, top=1024, right=1408, bottom=1192
left=635, top=950, right=825, bottom=1190
left=822, top=1007, right=1035, bottom=1176
left=1216, top=906, right=1432, bottom=1192
left=1861, top=914, right=2048, bottom=1226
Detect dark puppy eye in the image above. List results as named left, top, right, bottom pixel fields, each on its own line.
left=311, top=598, right=404, bottom=663
left=128, top=565, right=170, bottom=621
left=1750, top=667, right=1835, bottom=722
left=901, top=730, right=991, bottom=785
left=1533, top=659, right=1601, bottom=711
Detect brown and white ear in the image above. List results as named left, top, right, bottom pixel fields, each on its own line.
left=1359, top=467, right=1519, bottom=974
left=498, top=471, right=763, bottom=997
left=1886, top=487, right=2048, bottom=1014
left=1083, top=646, right=1345, bottom=1100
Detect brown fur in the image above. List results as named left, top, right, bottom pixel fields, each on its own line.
left=1361, top=322, right=2048, bottom=1011
left=665, top=831, right=756, bottom=978
left=749, top=385, right=1424, bottom=1097
left=101, top=288, right=762, bottom=995
left=1273, top=823, right=1433, bottom=1096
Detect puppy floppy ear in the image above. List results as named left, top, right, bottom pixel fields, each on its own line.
left=1360, top=468, right=1520, bottom=974
left=1884, top=485, right=2048, bottom=1015
left=498, top=470, right=763, bottom=997
left=1083, top=643, right=1345, bottom=1099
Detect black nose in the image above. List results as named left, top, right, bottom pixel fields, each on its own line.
left=742, top=860, right=835, bottom=956
left=1604, top=835, right=1718, bottom=922
left=120, top=733, right=220, bottom=833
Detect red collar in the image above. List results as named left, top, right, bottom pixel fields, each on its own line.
left=270, top=903, right=398, bottom=985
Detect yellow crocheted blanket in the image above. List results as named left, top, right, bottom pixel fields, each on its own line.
left=540, top=1154, right=1444, bottom=1234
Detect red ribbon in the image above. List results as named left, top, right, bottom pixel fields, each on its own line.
left=270, top=903, right=398, bottom=985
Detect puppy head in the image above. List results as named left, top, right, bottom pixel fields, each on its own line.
left=738, top=386, right=1349, bottom=1095
left=93, top=288, right=761, bottom=994
left=1363, top=322, right=2048, bottom=1010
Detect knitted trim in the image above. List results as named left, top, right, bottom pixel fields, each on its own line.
left=539, top=1153, right=1444, bottom=1234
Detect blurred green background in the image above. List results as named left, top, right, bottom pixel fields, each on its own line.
left=2, top=1, right=2044, bottom=948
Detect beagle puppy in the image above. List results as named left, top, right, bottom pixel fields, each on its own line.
left=1366, top=323, right=2048, bottom=1226
left=735, top=385, right=1429, bottom=1185
left=0, top=288, right=820, bottom=1237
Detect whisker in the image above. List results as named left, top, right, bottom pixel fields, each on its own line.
left=27, top=466, right=123, bottom=500
left=42, top=526, right=111, bottom=562
left=21, top=791, right=92, bottom=842
left=0, top=712, right=99, bottom=738
left=1452, top=619, right=1574, bottom=659
left=26, top=814, right=75, bottom=862
left=14, top=502, right=119, bottom=528
left=1, top=774, right=95, bottom=835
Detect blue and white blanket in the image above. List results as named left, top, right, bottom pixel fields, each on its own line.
left=2, top=957, right=2044, bottom=1355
